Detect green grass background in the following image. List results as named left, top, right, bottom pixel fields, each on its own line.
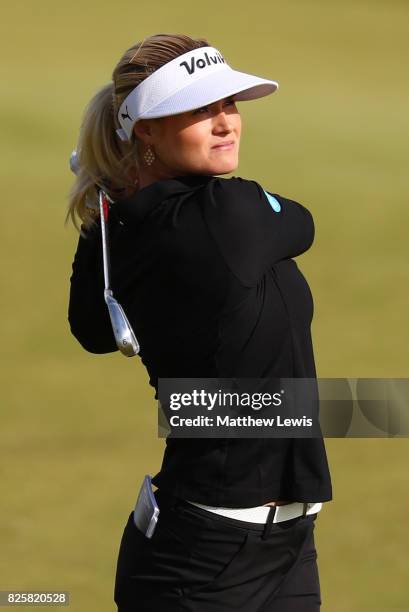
left=1, top=0, right=408, bottom=610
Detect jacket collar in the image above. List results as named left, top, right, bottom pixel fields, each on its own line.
left=112, top=174, right=216, bottom=224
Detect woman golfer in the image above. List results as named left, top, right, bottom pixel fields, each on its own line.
left=67, top=33, right=332, bottom=612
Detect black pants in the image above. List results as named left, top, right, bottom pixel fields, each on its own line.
left=114, top=488, right=321, bottom=611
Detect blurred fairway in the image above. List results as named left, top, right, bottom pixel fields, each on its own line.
left=1, top=0, right=408, bottom=610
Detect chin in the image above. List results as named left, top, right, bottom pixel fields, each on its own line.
left=188, top=158, right=238, bottom=176
left=218, top=166, right=238, bottom=175
left=212, top=160, right=239, bottom=175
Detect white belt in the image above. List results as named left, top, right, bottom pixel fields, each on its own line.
left=185, top=500, right=322, bottom=524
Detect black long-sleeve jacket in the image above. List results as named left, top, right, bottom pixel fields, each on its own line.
left=68, top=174, right=332, bottom=506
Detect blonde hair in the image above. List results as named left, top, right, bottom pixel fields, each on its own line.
left=65, top=33, right=210, bottom=232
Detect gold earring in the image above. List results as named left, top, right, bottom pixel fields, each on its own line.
left=143, top=145, right=155, bottom=166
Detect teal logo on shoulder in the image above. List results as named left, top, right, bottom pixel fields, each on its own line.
left=263, top=190, right=281, bottom=212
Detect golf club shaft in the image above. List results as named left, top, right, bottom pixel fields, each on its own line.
left=98, top=190, right=112, bottom=293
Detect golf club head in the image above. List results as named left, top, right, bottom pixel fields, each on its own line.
left=104, top=291, right=140, bottom=357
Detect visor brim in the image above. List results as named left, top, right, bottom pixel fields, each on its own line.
left=137, top=67, right=278, bottom=121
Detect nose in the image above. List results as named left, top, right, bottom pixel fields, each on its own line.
left=212, top=106, right=233, bottom=133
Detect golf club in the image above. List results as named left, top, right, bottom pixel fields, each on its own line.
left=69, top=150, right=140, bottom=356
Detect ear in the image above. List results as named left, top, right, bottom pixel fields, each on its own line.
left=133, top=119, right=155, bottom=144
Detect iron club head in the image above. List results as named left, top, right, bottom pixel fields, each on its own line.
left=104, top=290, right=140, bottom=357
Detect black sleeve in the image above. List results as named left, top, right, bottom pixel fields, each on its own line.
left=201, top=176, right=315, bottom=287
left=67, top=218, right=118, bottom=354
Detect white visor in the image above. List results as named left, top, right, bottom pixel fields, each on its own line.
left=116, top=46, right=279, bottom=141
